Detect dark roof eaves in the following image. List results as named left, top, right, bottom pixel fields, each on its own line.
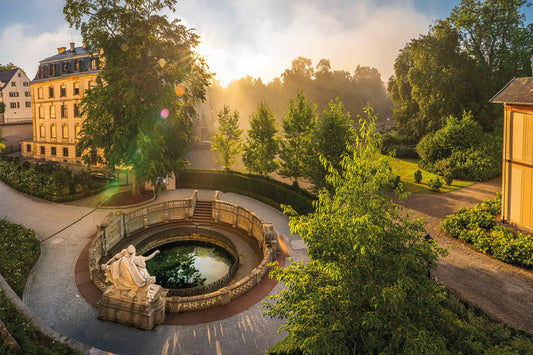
left=489, top=77, right=516, bottom=104
left=30, top=69, right=100, bottom=84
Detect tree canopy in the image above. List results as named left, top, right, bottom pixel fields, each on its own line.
left=210, top=105, right=243, bottom=171
left=242, top=102, right=280, bottom=176
left=279, top=91, right=316, bottom=184
left=0, top=63, right=15, bottom=72
left=64, top=0, right=210, bottom=192
left=388, top=0, right=533, bottom=139
left=209, top=57, right=392, bottom=132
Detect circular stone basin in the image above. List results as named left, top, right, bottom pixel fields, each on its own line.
left=145, top=241, right=235, bottom=291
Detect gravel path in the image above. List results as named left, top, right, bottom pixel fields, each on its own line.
left=399, top=177, right=533, bottom=334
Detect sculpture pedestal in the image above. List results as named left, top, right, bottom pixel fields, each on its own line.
left=97, top=284, right=166, bottom=330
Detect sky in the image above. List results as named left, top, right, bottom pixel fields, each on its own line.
left=1, top=0, right=532, bottom=86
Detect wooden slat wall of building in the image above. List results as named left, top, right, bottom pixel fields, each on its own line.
left=503, top=107, right=533, bottom=230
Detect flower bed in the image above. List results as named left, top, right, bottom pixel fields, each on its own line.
left=442, top=193, right=533, bottom=268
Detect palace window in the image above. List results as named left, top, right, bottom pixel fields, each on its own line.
left=39, top=126, right=45, bottom=138
left=50, top=105, right=56, bottom=118
left=73, top=82, right=80, bottom=95
left=9, top=102, right=19, bottom=109
left=23, top=82, right=29, bottom=87
left=38, top=87, right=43, bottom=99
left=25, top=101, right=31, bottom=108
left=49, top=86, right=54, bottom=98
left=62, top=125, right=68, bottom=139
left=73, top=103, right=80, bottom=117
left=9, top=92, right=19, bottom=97
left=60, top=85, right=66, bottom=97
left=50, top=124, right=56, bottom=139
left=61, top=104, right=67, bottom=118
left=26, top=144, right=31, bottom=153
left=25, top=91, right=30, bottom=97
left=40, top=146, right=45, bottom=154
left=63, top=147, right=69, bottom=157
left=75, top=125, right=81, bottom=138
left=38, top=106, right=44, bottom=119
left=10, top=82, right=15, bottom=86
left=51, top=147, right=56, bottom=156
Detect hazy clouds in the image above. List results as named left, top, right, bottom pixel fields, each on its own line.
left=0, top=0, right=447, bottom=83
left=178, top=0, right=439, bottom=85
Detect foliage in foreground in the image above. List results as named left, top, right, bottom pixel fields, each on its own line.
left=0, top=219, right=40, bottom=297
left=265, top=111, right=533, bottom=354
left=0, top=220, right=80, bottom=354
left=0, top=289, right=78, bottom=355
left=442, top=194, right=533, bottom=268
left=0, top=157, right=106, bottom=202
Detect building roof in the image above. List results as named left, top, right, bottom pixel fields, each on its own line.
left=0, top=68, right=18, bottom=90
left=490, top=77, right=533, bottom=105
left=32, top=44, right=99, bottom=83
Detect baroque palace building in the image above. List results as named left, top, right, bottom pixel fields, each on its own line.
left=21, top=43, right=99, bottom=164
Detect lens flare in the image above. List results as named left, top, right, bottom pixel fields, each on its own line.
left=120, top=43, right=129, bottom=52
left=174, top=84, right=185, bottom=96
left=160, top=108, right=169, bottom=118
left=158, top=58, right=167, bottom=67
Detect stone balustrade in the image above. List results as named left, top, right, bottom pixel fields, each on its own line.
left=88, top=190, right=279, bottom=313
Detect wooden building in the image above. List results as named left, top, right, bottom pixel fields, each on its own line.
left=490, top=77, right=533, bottom=231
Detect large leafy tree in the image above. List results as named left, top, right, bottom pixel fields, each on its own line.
left=447, top=0, right=533, bottom=127
left=242, top=102, right=280, bottom=176
left=64, top=0, right=210, bottom=194
left=388, top=21, right=481, bottom=139
left=305, top=98, right=354, bottom=190
left=389, top=0, right=533, bottom=139
left=279, top=92, right=316, bottom=185
left=266, top=110, right=449, bottom=353
left=210, top=105, right=242, bottom=171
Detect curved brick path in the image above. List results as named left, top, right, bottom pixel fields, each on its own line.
left=399, top=177, right=533, bottom=334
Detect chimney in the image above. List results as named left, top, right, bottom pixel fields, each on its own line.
left=57, top=47, right=66, bottom=54
left=70, top=42, right=75, bottom=51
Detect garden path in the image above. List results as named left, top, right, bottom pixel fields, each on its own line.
left=399, top=177, right=533, bottom=334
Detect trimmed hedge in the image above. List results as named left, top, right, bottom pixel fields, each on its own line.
left=0, top=219, right=40, bottom=297
left=0, top=220, right=81, bottom=354
left=442, top=194, right=533, bottom=268
left=0, top=157, right=107, bottom=202
left=176, top=169, right=316, bottom=215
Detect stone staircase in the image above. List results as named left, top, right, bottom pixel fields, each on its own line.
left=192, top=200, right=212, bottom=224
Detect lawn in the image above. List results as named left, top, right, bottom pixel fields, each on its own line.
left=384, top=155, right=474, bottom=194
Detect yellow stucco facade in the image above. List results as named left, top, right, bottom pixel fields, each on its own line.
left=21, top=44, right=99, bottom=165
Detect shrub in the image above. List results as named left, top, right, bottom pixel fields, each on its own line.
left=444, top=171, right=453, bottom=186
left=441, top=194, right=533, bottom=269
left=0, top=219, right=40, bottom=296
left=416, top=112, right=502, bottom=181
left=414, top=169, right=422, bottom=183
left=379, top=132, right=419, bottom=158
left=0, top=157, right=107, bottom=201
left=428, top=177, right=443, bottom=191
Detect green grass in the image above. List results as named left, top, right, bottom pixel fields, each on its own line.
left=383, top=155, right=474, bottom=194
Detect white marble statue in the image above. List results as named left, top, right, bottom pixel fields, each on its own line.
left=101, top=245, right=160, bottom=292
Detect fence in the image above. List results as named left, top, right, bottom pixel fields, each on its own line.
left=88, top=190, right=279, bottom=313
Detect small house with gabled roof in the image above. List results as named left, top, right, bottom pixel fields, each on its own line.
left=490, top=77, right=533, bottom=231
left=0, top=67, right=33, bottom=150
